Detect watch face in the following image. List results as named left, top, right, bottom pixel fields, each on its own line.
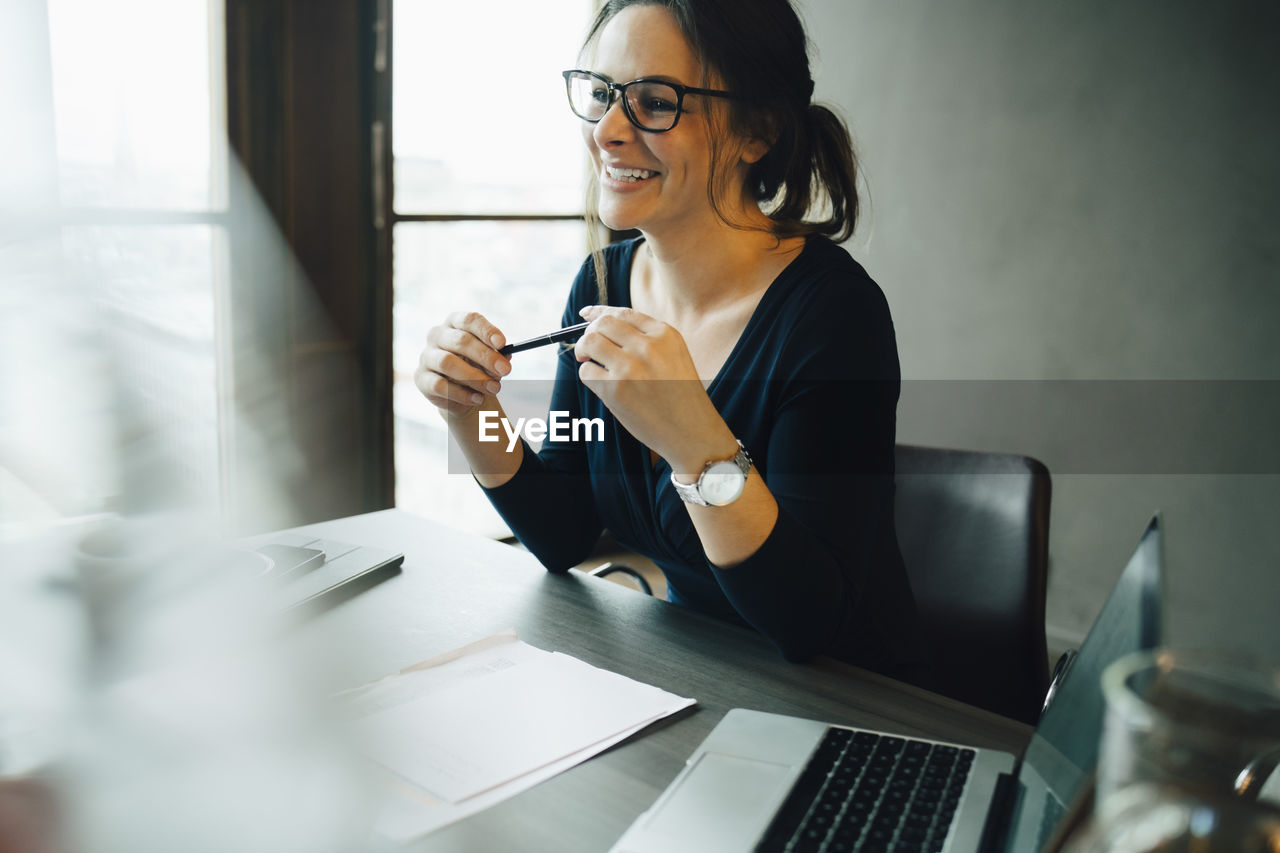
left=700, top=460, right=746, bottom=506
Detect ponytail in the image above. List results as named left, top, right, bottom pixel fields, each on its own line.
left=803, top=103, right=860, bottom=242
left=748, top=101, right=859, bottom=243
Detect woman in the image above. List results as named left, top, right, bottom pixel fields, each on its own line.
left=416, top=0, right=925, bottom=680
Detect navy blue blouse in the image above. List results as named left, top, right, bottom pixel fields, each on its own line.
left=483, top=236, right=925, bottom=678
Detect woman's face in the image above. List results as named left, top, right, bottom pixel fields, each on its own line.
left=581, top=5, right=727, bottom=239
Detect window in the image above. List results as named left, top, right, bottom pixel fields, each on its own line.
left=390, top=0, right=594, bottom=535
left=1, top=0, right=228, bottom=535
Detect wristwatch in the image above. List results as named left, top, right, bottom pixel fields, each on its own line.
left=670, top=441, right=753, bottom=507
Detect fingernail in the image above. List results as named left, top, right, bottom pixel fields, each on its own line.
left=578, top=306, right=594, bottom=318
left=490, top=334, right=504, bottom=349
left=495, top=360, right=511, bottom=376
left=486, top=381, right=501, bottom=395
left=470, top=392, right=484, bottom=404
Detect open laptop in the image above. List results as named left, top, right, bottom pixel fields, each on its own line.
left=610, top=515, right=1164, bottom=853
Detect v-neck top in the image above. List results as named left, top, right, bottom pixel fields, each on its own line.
left=482, top=236, right=925, bottom=679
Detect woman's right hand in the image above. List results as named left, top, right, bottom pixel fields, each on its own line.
left=415, top=311, right=512, bottom=420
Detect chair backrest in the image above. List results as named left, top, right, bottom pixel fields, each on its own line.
left=894, top=444, right=1052, bottom=725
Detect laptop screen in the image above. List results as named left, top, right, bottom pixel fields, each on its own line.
left=1004, top=514, right=1163, bottom=849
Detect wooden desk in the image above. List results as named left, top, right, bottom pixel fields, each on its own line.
left=297, top=509, right=1032, bottom=852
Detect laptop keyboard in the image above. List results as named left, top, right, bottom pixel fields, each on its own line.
left=757, top=728, right=975, bottom=853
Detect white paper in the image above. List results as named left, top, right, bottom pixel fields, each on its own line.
left=341, top=631, right=695, bottom=842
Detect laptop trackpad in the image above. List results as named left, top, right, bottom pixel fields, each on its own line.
left=640, top=752, right=794, bottom=852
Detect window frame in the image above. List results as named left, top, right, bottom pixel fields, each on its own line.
left=379, top=0, right=602, bottom=533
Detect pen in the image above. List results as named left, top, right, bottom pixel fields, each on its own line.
left=498, top=321, right=591, bottom=356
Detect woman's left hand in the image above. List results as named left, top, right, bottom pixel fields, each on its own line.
left=574, top=305, right=736, bottom=476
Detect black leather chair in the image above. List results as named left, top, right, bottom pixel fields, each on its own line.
left=894, top=444, right=1052, bottom=725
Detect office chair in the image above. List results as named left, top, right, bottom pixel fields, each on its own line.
left=894, top=444, right=1052, bottom=725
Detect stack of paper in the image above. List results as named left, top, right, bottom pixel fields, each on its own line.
left=341, top=630, right=695, bottom=842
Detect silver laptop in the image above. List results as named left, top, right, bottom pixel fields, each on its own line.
left=611, top=515, right=1164, bottom=853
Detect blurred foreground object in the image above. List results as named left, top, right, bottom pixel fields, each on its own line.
left=1063, top=784, right=1280, bottom=852
left=1062, top=648, right=1280, bottom=851
left=1, top=0, right=379, bottom=845
left=1097, top=649, right=1280, bottom=807
left=0, top=779, right=61, bottom=853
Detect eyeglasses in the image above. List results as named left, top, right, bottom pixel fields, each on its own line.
left=562, top=69, right=736, bottom=133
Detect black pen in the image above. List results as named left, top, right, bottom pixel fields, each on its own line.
left=498, top=321, right=591, bottom=356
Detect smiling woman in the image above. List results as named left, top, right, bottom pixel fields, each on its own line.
left=412, top=0, right=928, bottom=683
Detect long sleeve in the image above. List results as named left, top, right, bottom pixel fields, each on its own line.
left=703, top=259, right=915, bottom=671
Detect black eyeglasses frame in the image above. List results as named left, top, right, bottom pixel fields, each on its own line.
left=562, top=69, right=737, bottom=133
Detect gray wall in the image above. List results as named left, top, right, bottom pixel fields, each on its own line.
left=799, top=1, right=1280, bottom=655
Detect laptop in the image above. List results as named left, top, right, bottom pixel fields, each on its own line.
left=610, top=515, right=1164, bottom=853
left=249, top=532, right=404, bottom=611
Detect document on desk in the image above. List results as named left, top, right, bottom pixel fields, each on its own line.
left=342, top=630, right=695, bottom=842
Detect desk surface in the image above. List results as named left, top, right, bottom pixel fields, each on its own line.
left=298, top=509, right=1031, bottom=852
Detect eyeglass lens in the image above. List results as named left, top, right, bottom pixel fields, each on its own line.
left=566, top=72, right=681, bottom=132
